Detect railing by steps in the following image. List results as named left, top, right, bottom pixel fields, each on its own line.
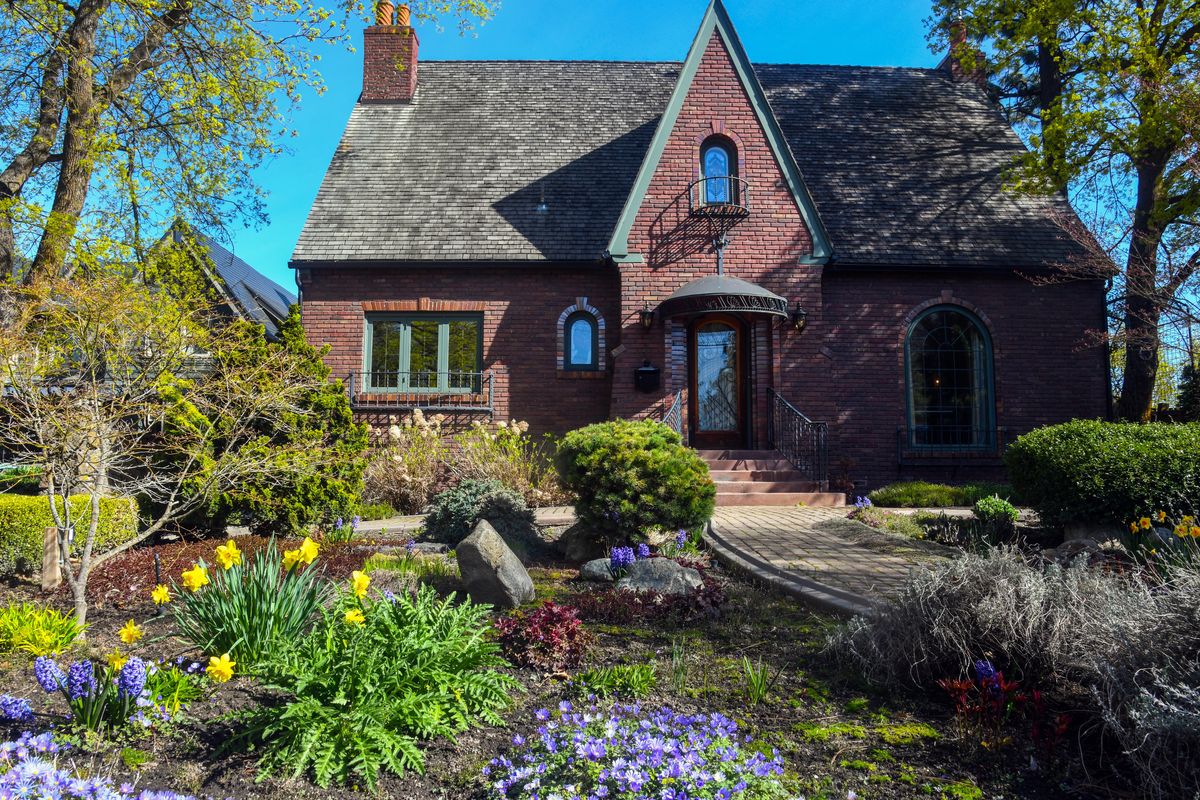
left=767, top=388, right=828, bottom=487
left=662, top=389, right=683, bottom=436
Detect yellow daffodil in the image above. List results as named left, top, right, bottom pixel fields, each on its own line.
left=1156, top=511, right=1167, bottom=522
left=181, top=564, right=209, bottom=592
left=206, top=653, right=236, bottom=683
left=1175, top=524, right=1189, bottom=538
left=1130, top=522, right=1139, bottom=534
left=351, top=570, right=370, bottom=599
left=1191, top=526, right=1200, bottom=539
left=214, top=539, right=242, bottom=570
left=107, top=649, right=128, bottom=670
left=1139, top=517, right=1152, bottom=530
left=298, top=536, right=320, bottom=565
left=118, top=620, right=143, bottom=644
left=344, top=608, right=365, bottom=626
left=282, top=549, right=302, bottom=571
left=151, top=584, right=171, bottom=605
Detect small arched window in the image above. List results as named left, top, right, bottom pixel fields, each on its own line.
left=564, top=311, right=598, bottom=371
left=701, top=138, right=736, bottom=205
left=905, top=307, right=994, bottom=449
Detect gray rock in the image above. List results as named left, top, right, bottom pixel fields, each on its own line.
left=1050, top=538, right=1102, bottom=565
left=580, top=558, right=614, bottom=582
left=615, top=557, right=703, bottom=596
left=457, top=520, right=535, bottom=609
left=555, top=523, right=607, bottom=562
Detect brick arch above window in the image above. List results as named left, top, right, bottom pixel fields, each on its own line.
left=557, top=297, right=607, bottom=373
left=899, top=293, right=995, bottom=346
left=692, top=124, right=747, bottom=179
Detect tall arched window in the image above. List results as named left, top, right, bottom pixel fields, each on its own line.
left=564, top=310, right=598, bottom=371
left=701, top=138, right=735, bottom=205
left=905, top=307, right=994, bottom=448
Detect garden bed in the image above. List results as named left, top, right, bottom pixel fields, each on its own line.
left=0, top=527, right=1082, bottom=800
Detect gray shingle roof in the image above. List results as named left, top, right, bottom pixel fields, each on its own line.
left=292, top=60, right=1081, bottom=269
left=195, top=232, right=297, bottom=337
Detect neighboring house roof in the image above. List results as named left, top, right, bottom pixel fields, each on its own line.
left=190, top=231, right=297, bottom=338
left=292, top=61, right=1082, bottom=270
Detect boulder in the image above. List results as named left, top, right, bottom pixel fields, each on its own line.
left=580, top=558, right=614, bottom=582
left=615, top=557, right=703, bottom=596
left=457, top=520, right=535, bottom=609
left=555, top=523, right=607, bottom=562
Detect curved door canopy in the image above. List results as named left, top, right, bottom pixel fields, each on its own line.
left=690, top=315, right=745, bottom=447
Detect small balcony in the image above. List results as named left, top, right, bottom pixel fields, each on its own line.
left=688, top=176, right=750, bottom=219
left=348, top=370, right=494, bottom=413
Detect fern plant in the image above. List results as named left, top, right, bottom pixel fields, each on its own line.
left=237, top=584, right=519, bottom=791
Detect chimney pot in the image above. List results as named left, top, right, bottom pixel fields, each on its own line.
left=362, top=3, right=419, bottom=103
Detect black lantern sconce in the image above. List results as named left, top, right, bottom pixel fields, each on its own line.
left=638, top=303, right=655, bottom=331
left=790, top=305, right=808, bottom=333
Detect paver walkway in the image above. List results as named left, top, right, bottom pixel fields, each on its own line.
left=706, top=506, right=953, bottom=616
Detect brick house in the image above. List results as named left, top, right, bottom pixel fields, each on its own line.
left=293, top=0, right=1110, bottom=500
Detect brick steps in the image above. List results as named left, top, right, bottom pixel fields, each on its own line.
left=699, top=449, right=845, bottom=508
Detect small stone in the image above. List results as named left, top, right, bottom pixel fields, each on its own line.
left=580, top=558, right=614, bottom=582
left=457, top=520, right=535, bottom=609
left=615, top=557, right=703, bottom=596
left=1052, top=538, right=1102, bottom=565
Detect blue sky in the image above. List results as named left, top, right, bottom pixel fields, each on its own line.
left=238, top=0, right=937, bottom=290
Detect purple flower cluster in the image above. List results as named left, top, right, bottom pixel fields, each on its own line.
left=0, top=732, right=216, bottom=800
left=635, top=543, right=651, bottom=559
left=34, top=657, right=65, bottom=693
left=854, top=496, right=873, bottom=510
left=118, top=658, right=147, bottom=699
left=66, top=661, right=95, bottom=701
left=609, top=547, right=635, bottom=571
left=0, top=695, right=34, bottom=722
left=483, top=702, right=786, bottom=799
left=675, top=529, right=688, bottom=548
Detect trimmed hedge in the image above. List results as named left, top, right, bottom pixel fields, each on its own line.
left=867, top=480, right=1016, bottom=508
left=555, top=419, right=715, bottom=544
left=1005, top=420, right=1200, bottom=526
left=0, top=495, right=139, bottom=576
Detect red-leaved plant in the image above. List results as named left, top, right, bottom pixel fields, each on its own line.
left=494, top=601, right=590, bottom=670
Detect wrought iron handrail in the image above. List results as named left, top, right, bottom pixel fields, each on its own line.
left=662, top=389, right=683, bottom=436
left=347, top=370, right=493, bottom=413
left=688, top=176, right=750, bottom=218
left=767, top=388, right=828, bottom=487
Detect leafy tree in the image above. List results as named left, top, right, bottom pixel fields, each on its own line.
left=0, top=0, right=497, bottom=283
left=1180, top=358, right=1200, bottom=420
left=930, top=1, right=1200, bottom=420
left=0, top=272, right=359, bottom=624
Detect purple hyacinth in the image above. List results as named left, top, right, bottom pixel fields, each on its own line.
left=0, top=695, right=33, bottom=722
left=351, top=515, right=362, bottom=531
left=635, top=543, right=651, bottom=559
left=974, top=659, right=998, bottom=682
left=854, top=495, right=873, bottom=510
left=675, top=529, right=688, bottom=548
left=609, top=546, right=635, bottom=571
left=118, top=657, right=147, bottom=699
left=66, top=660, right=95, bottom=701
left=33, top=657, right=65, bottom=693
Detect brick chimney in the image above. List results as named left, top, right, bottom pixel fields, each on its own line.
left=362, top=1, right=419, bottom=103
left=940, top=19, right=987, bottom=88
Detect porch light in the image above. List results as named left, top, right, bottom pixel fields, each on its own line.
left=639, top=303, right=655, bottom=330
left=790, top=305, right=808, bottom=333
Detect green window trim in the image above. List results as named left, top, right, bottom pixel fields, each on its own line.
left=903, top=305, right=996, bottom=451
left=364, top=313, right=484, bottom=394
left=563, top=311, right=600, bottom=371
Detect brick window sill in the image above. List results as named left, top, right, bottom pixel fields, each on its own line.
left=556, top=370, right=608, bottom=380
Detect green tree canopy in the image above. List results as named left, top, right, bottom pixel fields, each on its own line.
left=930, top=0, right=1200, bottom=420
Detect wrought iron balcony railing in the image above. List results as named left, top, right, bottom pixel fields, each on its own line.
left=688, top=176, right=750, bottom=218
left=348, top=370, right=493, bottom=413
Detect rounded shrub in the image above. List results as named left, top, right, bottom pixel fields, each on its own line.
left=423, top=479, right=536, bottom=545
left=555, top=419, right=715, bottom=544
left=1005, top=420, right=1200, bottom=526
left=0, top=495, right=138, bottom=576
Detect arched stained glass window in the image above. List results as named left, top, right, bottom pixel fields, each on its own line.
left=701, top=139, right=734, bottom=205
left=905, top=307, right=994, bottom=449
left=564, top=311, right=598, bottom=371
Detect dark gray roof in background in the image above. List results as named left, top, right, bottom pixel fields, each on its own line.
left=195, top=232, right=296, bottom=337
left=292, top=60, right=1082, bottom=269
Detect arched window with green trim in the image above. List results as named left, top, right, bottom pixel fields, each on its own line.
left=905, top=306, right=994, bottom=449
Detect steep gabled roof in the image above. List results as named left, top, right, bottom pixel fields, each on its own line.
left=291, top=55, right=1083, bottom=269
left=606, top=0, right=831, bottom=264
left=189, top=231, right=296, bottom=338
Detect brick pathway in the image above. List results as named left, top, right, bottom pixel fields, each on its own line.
left=706, top=506, right=952, bottom=616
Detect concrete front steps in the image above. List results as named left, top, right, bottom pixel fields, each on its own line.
left=697, top=449, right=846, bottom=508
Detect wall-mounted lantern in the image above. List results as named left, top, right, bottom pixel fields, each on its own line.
left=638, top=303, right=655, bottom=331
left=790, top=305, right=808, bottom=333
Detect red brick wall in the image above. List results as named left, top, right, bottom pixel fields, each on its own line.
left=300, top=265, right=619, bottom=435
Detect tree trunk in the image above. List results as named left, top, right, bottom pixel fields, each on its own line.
left=26, top=1, right=108, bottom=283
left=1116, top=158, right=1167, bottom=421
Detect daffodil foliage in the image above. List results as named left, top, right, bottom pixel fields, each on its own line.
left=929, top=0, right=1200, bottom=420
left=0, top=0, right=497, bottom=283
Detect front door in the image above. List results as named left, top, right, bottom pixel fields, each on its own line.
left=689, top=314, right=746, bottom=448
